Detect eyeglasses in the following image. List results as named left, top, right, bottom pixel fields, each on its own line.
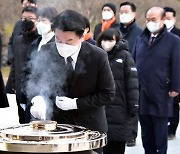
left=21, top=17, right=37, bottom=21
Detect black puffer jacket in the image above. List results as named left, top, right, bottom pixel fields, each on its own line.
left=106, top=41, right=139, bottom=142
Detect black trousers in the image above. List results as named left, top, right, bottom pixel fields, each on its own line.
left=168, top=103, right=180, bottom=135
left=103, top=141, right=126, bottom=154
left=139, top=115, right=168, bottom=154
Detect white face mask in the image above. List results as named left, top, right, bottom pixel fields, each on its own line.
left=102, top=11, right=114, bottom=20
left=164, top=20, right=175, bottom=30
left=101, top=40, right=116, bottom=52
left=37, top=22, right=51, bottom=36
left=146, top=21, right=161, bottom=33
left=56, top=42, right=80, bottom=58
left=119, top=13, right=133, bottom=24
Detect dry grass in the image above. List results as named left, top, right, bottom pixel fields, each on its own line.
left=1, top=66, right=10, bottom=84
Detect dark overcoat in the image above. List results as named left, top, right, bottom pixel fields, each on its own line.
left=171, top=26, right=180, bottom=37
left=7, top=31, right=40, bottom=104
left=170, top=26, right=180, bottom=104
left=132, top=26, right=180, bottom=117
left=120, top=20, right=143, bottom=54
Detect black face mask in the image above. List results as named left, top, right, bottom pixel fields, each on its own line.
left=21, top=20, right=35, bottom=32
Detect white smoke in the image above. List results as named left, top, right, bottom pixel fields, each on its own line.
left=25, top=47, right=67, bottom=120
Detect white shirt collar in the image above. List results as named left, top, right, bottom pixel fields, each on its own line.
left=168, top=26, right=174, bottom=32
left=150, top=33, right=158, bottom=38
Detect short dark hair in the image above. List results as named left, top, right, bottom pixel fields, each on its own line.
left=22, top=6, right=38, bottom=17
left=96, top=28, right=122, bottom=47
left=21, top=0, right=37, bottom=4
left=164, top=7, right=176, bottom=17
left=120, top=2, right=136, bottom=12
left=83, top=16, right=90, bottom=33
left=37, top=7, right=58, bottom=22
left=52, top=10, right=85, bottom=37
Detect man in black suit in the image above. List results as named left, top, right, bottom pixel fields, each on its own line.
left=28, top=10, right=115, bottom=154
left=164, top=7, right=180, bottom=140
left=164, top=7, right=180, bottom=37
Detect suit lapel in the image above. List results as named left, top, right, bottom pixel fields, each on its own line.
left=70, top=43, right=86, bottom=87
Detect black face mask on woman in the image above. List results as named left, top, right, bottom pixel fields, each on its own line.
left=21, top=20, right=35, bottom=32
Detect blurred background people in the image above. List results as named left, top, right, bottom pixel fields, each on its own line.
left=6, top=6, right=39, bottom=124
left=96, top=28, right=139, bottom=154
left=7, top=0, right=38, bottom=65
left=31, top=7, right=58, bottom=52
left=119, top=1, right=143, bottom=147
left=93, top=2, right=119, bottom=41
left=119, top=1, right=143, bottom=54
left=164, top=7, right=180, bottom=36
left=164, top=6, right=180, bottom=140
left=22, top=0, right=37, bottom=8
left=83, top=16, right=96, bottom=45
left=132, top=6, right=180, bottom=154
left=6, top=0, right=38, bottom=95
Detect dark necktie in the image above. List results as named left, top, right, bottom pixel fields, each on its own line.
left=66, top=56, right=73, bottom=72
left=149, top=36, right=156, bottom=45
left=66, top=56, right=74, bottom=89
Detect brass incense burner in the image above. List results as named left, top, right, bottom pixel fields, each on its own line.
left=0, top=120, right=107, bottom=153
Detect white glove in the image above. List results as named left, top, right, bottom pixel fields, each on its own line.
left=55, top=96, right=77, bottom=111
left=30, top=96, right=46, bottom=120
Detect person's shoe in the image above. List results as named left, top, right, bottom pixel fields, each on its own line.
left=126, top=139, right=136, bottom=147
left=168, top=134, right=175, bottom=140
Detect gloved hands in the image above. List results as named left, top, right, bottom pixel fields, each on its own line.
left=55, top=96, right=77, bottom=111
left=30, top=96, right=46, bottom=120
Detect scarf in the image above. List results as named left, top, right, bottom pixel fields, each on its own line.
left=84, top=32, right=91, bottom=41
left=101, top=17, right=116, bottom=32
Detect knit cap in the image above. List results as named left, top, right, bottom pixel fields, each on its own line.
left=102, top=3, right=116, bottom=15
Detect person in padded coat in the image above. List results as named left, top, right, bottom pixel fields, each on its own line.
left=96, top=28, right=139, bottom=154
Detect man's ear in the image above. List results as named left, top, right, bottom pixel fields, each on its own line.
left=80, top=34, right=85, bottom=42
left=133, top=12, right=136, bottom=18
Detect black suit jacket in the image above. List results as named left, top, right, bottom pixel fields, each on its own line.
left=28, top=41, right=115, bottom=132
left=171, top=26, right=180, bottom=37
